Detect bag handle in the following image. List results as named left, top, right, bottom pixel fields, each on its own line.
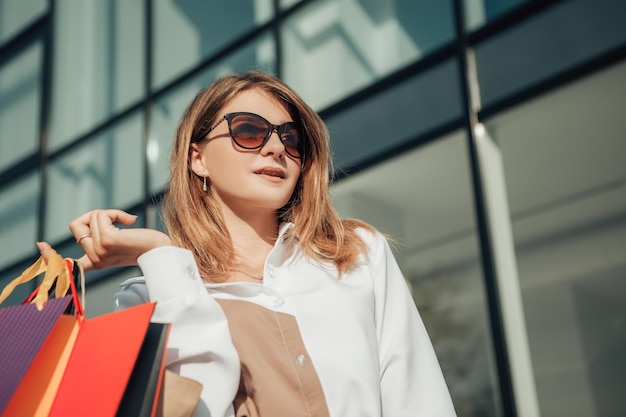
left=0, top=249, right=84, bottom=317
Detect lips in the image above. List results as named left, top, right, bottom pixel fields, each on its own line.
left=254, top=167, right=286, bottom=179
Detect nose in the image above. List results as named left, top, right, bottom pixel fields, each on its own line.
left=260, top=129, right=286, bottom=157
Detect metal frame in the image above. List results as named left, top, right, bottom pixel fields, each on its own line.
left=453, top=0, right=518, bottom=414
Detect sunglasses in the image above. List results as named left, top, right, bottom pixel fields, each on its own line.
left=193, top=112, right=305, bottom=160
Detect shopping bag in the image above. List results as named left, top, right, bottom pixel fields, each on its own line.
left=0, top=251, right=81, bottom=417
left=0, top=295, right=76, bottom=415
left=118, top=322, right=171, bottom=417
left=47, top=301, right=160, bottom=417
left=0, top=249, right=171, bottom=417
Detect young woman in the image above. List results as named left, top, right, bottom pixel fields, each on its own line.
left=47, top=72, right=456, bottom=416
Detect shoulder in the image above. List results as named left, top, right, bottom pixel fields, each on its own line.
left=355, top=226, right=390, bottom=250
left=354, top=226, right=395, bottom=266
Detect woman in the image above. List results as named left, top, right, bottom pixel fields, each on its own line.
left=45, top=72, right=456, bottom=416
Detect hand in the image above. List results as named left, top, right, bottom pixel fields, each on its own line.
left=68, top=209, right=172, bottom=271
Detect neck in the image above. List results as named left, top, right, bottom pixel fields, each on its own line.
left=220, top=203, right=279, bottom=271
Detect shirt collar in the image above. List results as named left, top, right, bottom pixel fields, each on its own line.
left=277, top=222, right=295, bottom=241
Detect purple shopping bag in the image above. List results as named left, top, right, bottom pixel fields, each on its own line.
left=0, top=295, right=73, bottom=414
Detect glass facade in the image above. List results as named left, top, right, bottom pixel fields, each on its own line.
left=281, top=0, right=454, bottom=109
left=45, top=111, right=145, bottom=242
left=50, top=0, right=145, bottom=150
left=152, top=0, right=273, bottom=88
left=1, top=1, right=624, bottom=416
left=0, top=0, right=47, bottom=46
left=485, top=60, right=626, bottom=416
left=0, top=41, right=42, bottom=171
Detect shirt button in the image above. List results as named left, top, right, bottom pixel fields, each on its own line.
left=273, top=297, right=284, bottom=307
left=267, top=268, right=276, bottom=279
left=295, top=354, right=306, bottom=366
left=186, top=266, right=196, bottom=279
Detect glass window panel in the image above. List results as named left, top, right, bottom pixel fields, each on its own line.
left=49, top=0, right=145, bottom=150
left=0, top=170, right=39, bottom=270
left=486, top=61, right=626, bottom=417
left=152, top=0, right=273, bottom=88
left=475, top=0, right=626, bottom=108
left=45, top=112, right=144, bottom=243
left=281, top=0, right=454, bottom=110
left=0, top=41, right=42, bottom=171
left=325, top=59, right=462, bottom=170
left=149, top=33, right=275, bottom=193
left=332, top=132, right=502, bottom=416
left=0, top=0, right=47, bottom=46
left=464, top=0, right=529, bottom=31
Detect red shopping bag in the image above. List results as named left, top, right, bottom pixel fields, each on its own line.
left=48, top=301, right=160, bottom=417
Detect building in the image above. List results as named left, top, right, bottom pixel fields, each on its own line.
left=1, top=0, right=624, bottom=415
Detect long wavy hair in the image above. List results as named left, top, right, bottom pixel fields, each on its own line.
left=163, top=71, right=372, bottom=282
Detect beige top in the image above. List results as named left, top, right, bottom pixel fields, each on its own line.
left=217, top=299, right=330, bottom=417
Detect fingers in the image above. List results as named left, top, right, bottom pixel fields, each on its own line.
left=68, top=209, right=170, bottom=271
left=69, top=209, right=139, bottom=270
left=69, top=209, right=137, bottom=237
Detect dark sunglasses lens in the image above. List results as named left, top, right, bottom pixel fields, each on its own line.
left=230, top=114, right=269, bottom=149
left=279, top=123, right=302, bottom=158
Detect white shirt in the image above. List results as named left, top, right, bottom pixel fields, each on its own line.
left=115, top=223, right=457, bottom=417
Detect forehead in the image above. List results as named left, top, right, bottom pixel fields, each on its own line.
left=220, top=88, right=292, bottom=122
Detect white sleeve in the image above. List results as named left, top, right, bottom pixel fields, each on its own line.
left=368, top=232, right=457, bottom=416
left=114, top=246, right=239, bottom=417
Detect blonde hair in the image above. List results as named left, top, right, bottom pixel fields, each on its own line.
left=163, top=71, right=373, bottom=282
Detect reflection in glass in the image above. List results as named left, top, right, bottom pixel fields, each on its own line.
left=487, top=61, right=626, bottom=417
left=152, top=0, right=273, bottom=88
left=0, top=42, right=42, bottom=171
left=0, top=0, right=47, bottom=46
left=281, top=0, right=454, bottom=110
left=473, top=0, right=626, bottom=108
left=45, top=112, right=144, bottom=243
left=0, top=171, right=39, bottom=270
left=50, top=0, right=145, bottom=149
left=324, top=58, right=462, bottom=169
left=149, top=34, right=275, bottom=193
left=464, top=0, right=529, bottom=31
left=332, top=131, right=501, bottom=416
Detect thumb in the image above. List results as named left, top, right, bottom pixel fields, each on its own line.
left=36, top=241, right=53, bottom=264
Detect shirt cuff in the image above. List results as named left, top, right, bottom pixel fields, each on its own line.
left=137, top=246, right=206, bottom=303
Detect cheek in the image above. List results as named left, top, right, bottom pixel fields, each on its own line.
left=203, top=142, right=234, bottom=178
left=288, top=166, right=302, bottom=195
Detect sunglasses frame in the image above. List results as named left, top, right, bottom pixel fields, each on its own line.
left=192, top=112, right=305, bottom=162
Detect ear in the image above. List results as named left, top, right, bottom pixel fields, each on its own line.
left=189, top=143, right=209, bottom=178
